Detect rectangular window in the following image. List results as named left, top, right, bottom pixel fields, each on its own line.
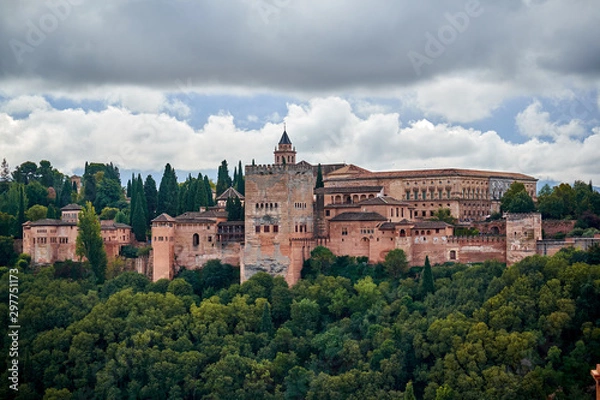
left=273, top=225, right=279, bottom=233
left=264, top=225, right=270, bottom=233
left=325, top=210, right=330, bottom=216
left=255, top=225, right=261, bottom=233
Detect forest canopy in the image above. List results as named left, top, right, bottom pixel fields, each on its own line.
left=1, top=245, right=599, bottom=399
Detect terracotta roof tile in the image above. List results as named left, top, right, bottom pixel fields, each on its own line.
left=329, top=212, right=388, bottom=222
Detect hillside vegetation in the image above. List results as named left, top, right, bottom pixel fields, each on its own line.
left=1, top=246, right=600, bottom=399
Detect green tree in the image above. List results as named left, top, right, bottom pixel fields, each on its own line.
left=99, top=207, right=119, bottom=221
left=430, top=208, right=457, bottom=224
left=157, top=163, right=179, bottom=216
left=94, top=177, right=123, bottom=211
left=0, top=235, right=17, bottom=266
left=236, top=160, right=245, bottom=195
left=404, top=380, right=416, bottom=400
left=26, top=180, right=49, bottom=206
left=315, top=163, right=324, bottom=189
left=16, top=184, right=26, bottom=238
left=12, top=161, right=38, bottom=184
left=131, top=191, right=147, bottom=242
left=82, top=162, right=96, bottom=204
left=204, top=176, right=214, bottom=206
left=195, top=173, right=208, bottom=208
left=260, top=301, right=274, bottom=336
left=59, top=177, right=73, bottom=207
left=25, top=204, right=48, bottom=221
left=0, top=212, right=16, bottom=236
left=144, top=175, right=158, bottom=223
left=216, top=160, right=232, bottom=197
left=421, top=255, right=435, bottom=295
left=38, top=160, right=56, bottom=188
left=383, top=248, right=409, bottom=278
left=76, top=202, right=107, bottom=283
left=306, top=246, right=336, bottom=276
left=0, top=158, right=10, bottom=183
left=226, top=196, right=244, bottom=221
left=501, top=182, right=536, bottom=213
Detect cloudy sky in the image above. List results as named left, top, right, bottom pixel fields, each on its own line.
left=1, top=0, right=599, bottom=188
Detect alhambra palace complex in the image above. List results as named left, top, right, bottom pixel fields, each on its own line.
left=23, top=130, right=600, bottom=285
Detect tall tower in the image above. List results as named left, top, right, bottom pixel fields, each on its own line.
left=274, top=125, right=296, bottom=165
left=244, top=128, right=315, bottom=285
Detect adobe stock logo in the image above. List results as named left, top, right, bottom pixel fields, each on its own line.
left=407, top=0, right=483, bottom=76
left=9, top=0, right=82, bottom=65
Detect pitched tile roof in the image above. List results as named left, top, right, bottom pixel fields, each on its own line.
left=216, top=186, right=245, bottom=201
left=61, top=203, right=83, bottom=211
left=358, top=196, right=410, bottom=206
left=316, top=185, right=383, bottom=194
left=152, top=213, right=177, bottom=222
left=412, top=221, right=453, bottom=229
left=329, top=212, right=388, bottom=222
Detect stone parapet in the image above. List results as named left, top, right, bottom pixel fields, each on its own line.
left=246, top=163, right=313, bottom=175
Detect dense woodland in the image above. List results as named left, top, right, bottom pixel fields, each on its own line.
left=0, top=245, right=599, bottom=399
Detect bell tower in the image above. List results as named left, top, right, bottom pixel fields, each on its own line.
left=274, top=124, right=296, bottom=165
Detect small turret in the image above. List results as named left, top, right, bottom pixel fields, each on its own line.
left=274, top=124, right=296, bottom=165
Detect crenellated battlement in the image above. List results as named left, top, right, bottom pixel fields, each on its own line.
left=246, top=163, right=313, bottom=175
left=447, top=235, right=505, bottom=244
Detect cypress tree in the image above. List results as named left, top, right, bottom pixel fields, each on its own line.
left=225, top=197, right=234, bottom=220
left=16, top=185, right=26, bottom=238
left=195, top=173, right=208, bottom=208
left=237, top=160, right=245, bottom=195
left=131, top=191, right=147, bottom=242
left=233, top=167, right=238, bottom=192
left=59, top=178, right=72, bottom=207
left=216, top=160, right=232, bottom=197
left=83, top=172, right=96, bottom=204
left=315, top=163, right=324, bottom=189
left=137, top=174, right=148, bottom=225
left=144, top=175, right=158, bottom=223
left=421, top=255, right=435, bottom=295
left=129, top=176, right=138, bottom=226
left=157, top=163, right=179, bottom=216
left=204, top=176, right=214, bottom=207
left=126, top=179, right=132, bottom=198
left=260, top=302, right=274, bottom=336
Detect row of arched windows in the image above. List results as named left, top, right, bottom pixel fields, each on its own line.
left=256, top=202, right=278, bottom=209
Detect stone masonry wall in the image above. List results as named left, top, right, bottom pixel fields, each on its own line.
left=244, top=164, right=315, bottom=285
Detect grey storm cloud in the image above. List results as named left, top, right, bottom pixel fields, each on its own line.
left=2, top=0, right=600, bottom=93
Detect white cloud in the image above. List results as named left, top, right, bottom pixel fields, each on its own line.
left=413, top=76, right=513, bottom=123
left=162, top=98, right=191, bottom=119
left=1, top=95, right=51, bottom=115
left=516, top=100, right=586, bottom=139
left=1, top=96, right=599, bottom=186
left=104, top=87, right=167, bottom=114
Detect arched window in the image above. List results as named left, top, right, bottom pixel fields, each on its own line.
left=399, top=229, right=406, bottom=237
left=193, top=233, right=200, bottom=247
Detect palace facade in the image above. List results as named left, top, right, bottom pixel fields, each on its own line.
left=23, top=204, right=133, bottom=264
left=152, top=130, right=547, bottom=285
